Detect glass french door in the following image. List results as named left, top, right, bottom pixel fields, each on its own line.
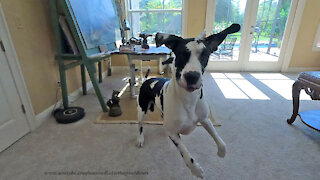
left=206, top=0, right=294, bottom=71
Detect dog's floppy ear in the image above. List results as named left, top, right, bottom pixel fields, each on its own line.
left=204, top=23, right=241, bottom=53
left=155, top=33, right=183, bottom=51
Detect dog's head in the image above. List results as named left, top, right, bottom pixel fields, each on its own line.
left=155, top=24, right=240, bottom=92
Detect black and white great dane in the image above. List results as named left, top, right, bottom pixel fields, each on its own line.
left=136, top=24, right=241, bottom=178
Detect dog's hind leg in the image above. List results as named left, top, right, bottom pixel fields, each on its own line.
left=200, top=118, right=226, bottom=158
left=136, top=106, right=146, bottom=148
left=167, top=133, right=204, bottom=178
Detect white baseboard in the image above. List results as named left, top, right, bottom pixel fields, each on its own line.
left=34, top=72, right=108, bottom=129
left=285, top=67, right=320, bottom=73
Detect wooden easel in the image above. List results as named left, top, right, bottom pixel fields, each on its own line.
left=50, top=0, right=120, bottom=112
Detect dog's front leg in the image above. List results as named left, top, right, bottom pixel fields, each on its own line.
left=136, top=106, right=146, bottom=148
left=200, top=118, right=226, bottom=158
left=168, top=133, right=204, bottom=178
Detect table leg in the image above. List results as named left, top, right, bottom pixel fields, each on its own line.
left=287, top=80, right=303, bottom=124
left=107, top=57, right=112, bottom=76
left=140, top=60, right=143, bottom=81
left=128, top=55, right=136, bottom=97
left=158, top=57, right=163, bottom=75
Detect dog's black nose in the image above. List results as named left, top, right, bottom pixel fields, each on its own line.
left=184, top=71, right=200, bottom=85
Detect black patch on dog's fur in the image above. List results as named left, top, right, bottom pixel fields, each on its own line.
left=191, top=158, right=194, bottom=163
left=160, top=90, right=164, bottom=111
left=139, top=78, right=170, bottom=113
left=200, top=88, right=203, bottom=99
left=199, top=48, right=211, bottom=74
left=169, top=136, right=178, bottom=147
left=174, top=47, right=192, bottom=81
left=140, top=127, right=143, bottom=134
left=150, top=103, right=154, bottom=112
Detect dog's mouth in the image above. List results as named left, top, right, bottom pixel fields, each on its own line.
left=177, top=79, right=202, bottom=93
left=181, top=83, right=202, bottom=92
left=186, top=86, right=198, bottom=92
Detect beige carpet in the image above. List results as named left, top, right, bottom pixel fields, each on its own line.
left=1, top=72, right=320, bottom=180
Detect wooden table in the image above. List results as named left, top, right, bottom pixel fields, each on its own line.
left=287, top=71, right=320, bottom=131
left=111, top=45, right=171, bottom=96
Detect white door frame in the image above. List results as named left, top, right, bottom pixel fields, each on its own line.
left=281, top=0, right=306, bottom=72
left=0, top=3, right=36, bottom=131
left=205, top=0, right=304, bottom=72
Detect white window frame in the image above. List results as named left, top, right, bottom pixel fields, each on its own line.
left=312, top=23, right=320, bottom=51
left=124, top=0, right=186, bottom=37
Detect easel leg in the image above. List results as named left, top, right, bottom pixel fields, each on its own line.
left=86, top=63, right=108, bottom=112
left=98, top=61, right=102, bottom=83
left=81, top=64, right=87, bottom=95
left=59, top=61, right=69, bottom=109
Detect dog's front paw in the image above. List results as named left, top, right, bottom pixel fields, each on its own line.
left=136, top=135, right=144, bottom=148
left=187, top=160, right=204, bottom=178
left=217, top=141, right=226, bottom=158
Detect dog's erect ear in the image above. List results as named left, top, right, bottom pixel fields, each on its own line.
left=204, top=23, right=241, bottom=53
left=155, top=33, right=183, bottom=50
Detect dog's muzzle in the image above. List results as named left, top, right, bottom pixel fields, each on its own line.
left=183, top=71, right=202, bottom=92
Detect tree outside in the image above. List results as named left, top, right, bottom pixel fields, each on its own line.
left=213, top=0, right=291, bottom=55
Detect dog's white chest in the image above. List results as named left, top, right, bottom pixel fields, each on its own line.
left=163, top=96, right=199, bottom=135
left=177, top=110, right=198, bottom=134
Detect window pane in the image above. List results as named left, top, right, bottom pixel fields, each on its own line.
left=249, top=0, right=292, bottom=62
left=164, top=0, right=182, bottom=9
left=129, top=0, right=182, bottom=10
left=210, top=0, right=247, bottom=62
left=130, top=12, right=181, bottom=37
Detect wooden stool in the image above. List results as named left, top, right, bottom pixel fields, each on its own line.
left=287, top=71, right=320, bottom=131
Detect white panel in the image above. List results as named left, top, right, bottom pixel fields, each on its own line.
left=0, top=82, right=13, bottom=125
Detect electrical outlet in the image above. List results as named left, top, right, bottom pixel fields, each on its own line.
left=13, top=15, right=23, bottom=29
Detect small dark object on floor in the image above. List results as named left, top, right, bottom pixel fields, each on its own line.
left=107, top=90, right=122, bottom=117
left=53, top=107, right=85, bottom=124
